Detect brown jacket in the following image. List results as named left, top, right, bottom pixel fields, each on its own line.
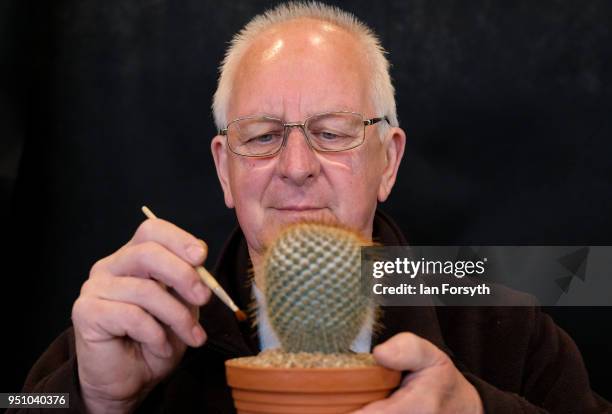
left=10, top=211, right=611, bottom=413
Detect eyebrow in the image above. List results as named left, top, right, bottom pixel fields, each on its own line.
left=235, top=107, right=361, bottom=121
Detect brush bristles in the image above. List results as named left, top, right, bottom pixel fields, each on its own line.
left=263, top=222, right=374, bottom=354
left=235, top=309, right=247, bottom=322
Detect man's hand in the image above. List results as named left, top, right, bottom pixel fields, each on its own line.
left=71, top=218, right=212, bottom=414
left=351, top=332, right=484, bottom=414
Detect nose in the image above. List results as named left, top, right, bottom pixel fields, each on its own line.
left=276, top=125, right=321, bottom=186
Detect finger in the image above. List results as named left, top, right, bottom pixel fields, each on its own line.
left=350, top=386, right=414, bottom=414
left=128, top=218, right=208, bottom=266
left=73, top=296, right=173, bottom=359
left=351, top=381, right=443, bottom=414
left=84, top=275, right=207, bottom=347
left=104, top=241, right=210, bottom=306
left=372, top=332, right=447, bottom=372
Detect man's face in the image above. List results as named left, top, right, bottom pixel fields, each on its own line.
left=212, top=19, right=405, bottom=261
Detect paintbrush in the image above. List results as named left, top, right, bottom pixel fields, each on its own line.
left=141, top=205, right=247, bottom=322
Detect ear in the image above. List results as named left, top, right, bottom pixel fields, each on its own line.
left=211, top=135, right=235, bottom=208
left=378, top=127, right=406, bottom=202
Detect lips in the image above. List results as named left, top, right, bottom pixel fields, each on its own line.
left=269, top=206, right=329, bottom=218
left=268, top=206, right=335, bottom=225
left=273, top=206, right=324, bottom=211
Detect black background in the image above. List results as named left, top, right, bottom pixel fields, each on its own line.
left=1, top=0, right=611, bottom=400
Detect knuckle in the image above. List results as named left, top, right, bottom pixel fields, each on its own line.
left=79, top=278, right=98, bottom=297
left=174, top=306, right=194, bottom=328
left=176, top=262, right=197, bottom=290
left=135, top=241, right=163, bottom=267
left=131, top=277, right=159, bottom=300
left=397, top=331, right=416, bottom=344
left=124, top=304, right=147, bottom=326
left=71, top=298, right=83, bottom=321
left=148, top=325, right=166, bottom=346
left=71, top=296, right=94, bottom=325
left=392, top=332, right=413, bottom=352
left=79, top=279, right=92, bottom=296
left=435, top=349, right=451, bottom=366
left=136, top=218, right=158, bottom=241
left=89, top=257, right=108, bottom=278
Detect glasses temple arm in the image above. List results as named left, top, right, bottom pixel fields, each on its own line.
left=364, top=116, right=390, bottom=126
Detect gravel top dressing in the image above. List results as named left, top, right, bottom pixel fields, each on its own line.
left=230, top=349, right=377, bottom=368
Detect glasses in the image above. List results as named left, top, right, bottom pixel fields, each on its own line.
left=219, top=111, right=389, bottom=157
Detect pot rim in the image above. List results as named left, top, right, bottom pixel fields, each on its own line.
left=225, top=359, right=394, bottom=373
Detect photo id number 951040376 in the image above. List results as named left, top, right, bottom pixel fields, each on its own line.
left=0, top=393, right=69, bottom=408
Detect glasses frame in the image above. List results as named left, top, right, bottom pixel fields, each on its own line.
left=219, top=111, right=390, bottom=157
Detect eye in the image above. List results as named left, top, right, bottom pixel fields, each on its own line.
left=310, top=129, right=344, bottom=141
left=320, top=131, right=340, bottom=140
left=247, top=133, right=281, bottom=144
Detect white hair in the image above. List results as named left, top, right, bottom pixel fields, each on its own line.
left=212, top=1, right=398, bottom=135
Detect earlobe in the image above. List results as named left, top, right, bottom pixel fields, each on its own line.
left=377, top=128, right=406, bottom=202
left=211, top=136, right=235, bottom=208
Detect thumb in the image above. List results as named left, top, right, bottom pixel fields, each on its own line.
left=373, top=332, right=446, bottom=372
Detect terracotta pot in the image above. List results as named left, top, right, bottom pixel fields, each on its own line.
left=225, top=359, right=401, bottom=414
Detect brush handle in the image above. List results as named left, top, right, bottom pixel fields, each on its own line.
left=141, top=205, right=240, bottom=314
left=195, top=266, right=239, bottom=312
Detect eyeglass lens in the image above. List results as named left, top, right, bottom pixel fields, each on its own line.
left=227, top=112, right=364, bottom=156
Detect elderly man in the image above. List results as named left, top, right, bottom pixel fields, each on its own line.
left=14, top=2, right=609, bottom=414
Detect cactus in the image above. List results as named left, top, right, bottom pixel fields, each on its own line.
left=262, top=222, right=375, bottom=354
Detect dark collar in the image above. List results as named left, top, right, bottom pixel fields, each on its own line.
left=197, top=209, right=452, bottom=359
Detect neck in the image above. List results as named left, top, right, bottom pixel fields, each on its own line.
left=248, top=246, right=266, bottom=291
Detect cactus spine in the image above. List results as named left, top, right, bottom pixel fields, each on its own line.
left=263, top=222, right=374, bottom=354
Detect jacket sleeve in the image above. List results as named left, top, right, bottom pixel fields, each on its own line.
left=465, top=307, right=611, bottom=413
left=6, top=327, right=89, bottom=414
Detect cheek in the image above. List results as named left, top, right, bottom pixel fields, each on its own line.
left=344, top=149, right=384, bottom=190
left=227, top=157, right=277, bottom=250
left=361, top=141, right=387, bottom=188
left=324, top=149, right=383, bottom=213
left=228, top=157, right=273, bottom=201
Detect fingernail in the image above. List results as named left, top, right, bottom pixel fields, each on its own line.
left=198, top=239, right=208, bottom=258
left=193, top=281, right=208, bottom=304
left=186, top=244, right=205, bottom=263
left=372, top=344, right=385, bottom=358
left=192, top=324, right=205, bottom=345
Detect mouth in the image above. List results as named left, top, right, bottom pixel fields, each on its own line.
left=269, top=206, right=330, bottom=221
left=272, top=206, right=325, bottom=212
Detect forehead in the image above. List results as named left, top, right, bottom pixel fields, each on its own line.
left=229, top=18, right=371, bottom=119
